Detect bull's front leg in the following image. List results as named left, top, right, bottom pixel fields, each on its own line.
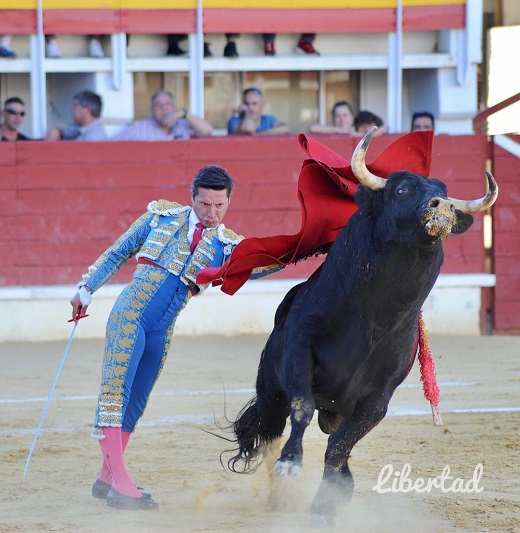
left=274, top=345, right=315, bottom=479
left=310, top=393, right=389, bottom=526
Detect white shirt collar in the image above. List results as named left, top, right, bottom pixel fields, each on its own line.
left=187, top=208, right=203, bottom=241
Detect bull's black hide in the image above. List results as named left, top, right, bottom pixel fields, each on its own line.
left=227, top=128, right=498, bottom=525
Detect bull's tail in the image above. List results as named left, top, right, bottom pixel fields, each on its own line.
left=227, top=395, right=283, bottom=474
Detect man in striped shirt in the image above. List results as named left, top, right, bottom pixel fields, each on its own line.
left=114, top=89, right=213, bottom=141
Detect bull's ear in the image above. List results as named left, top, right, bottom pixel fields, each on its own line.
left=451, top=212, right=474, bottom=234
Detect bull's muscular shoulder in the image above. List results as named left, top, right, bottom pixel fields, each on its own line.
left=147, top=199, right=190, bottom=216
left=217, top=225, right=244, bottom=245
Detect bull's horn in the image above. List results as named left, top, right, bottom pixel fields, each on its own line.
left=448, top=171, right=499, bottom=214
left=351, top=126, right=386, bottom=191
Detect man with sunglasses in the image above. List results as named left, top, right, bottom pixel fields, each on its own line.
left=1, top=97, right=30, bottom=141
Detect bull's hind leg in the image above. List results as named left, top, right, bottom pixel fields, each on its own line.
left=273, top=347, right=315, bottom=479
left=310, top=393, right=390, bottom=525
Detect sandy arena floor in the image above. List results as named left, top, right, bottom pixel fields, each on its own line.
left=1, top=333, right=519, bottom=533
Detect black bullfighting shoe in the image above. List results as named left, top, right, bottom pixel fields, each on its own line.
left=106, top=487, right=159, bottom=510
left=92, top=479, right=152, bottom=500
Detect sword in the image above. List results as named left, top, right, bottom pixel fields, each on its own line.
left=22, top=314, right=88, bottom=480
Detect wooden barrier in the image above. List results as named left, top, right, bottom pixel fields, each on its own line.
left=0, top=134, right=490, bottom=290
left=491, top=137, right=520, bottom=334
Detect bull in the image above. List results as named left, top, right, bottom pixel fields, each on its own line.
left=226, top=127, right=498, bottom=524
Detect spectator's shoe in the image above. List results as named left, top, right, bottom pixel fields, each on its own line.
left=204, top=42, right=213, bottom=58
left=166, top=42, right=187, bottom=56
left=295, top=40, right=320, bottom=56
left=45, top=40, right=62, bottom=58
left=223, top=41, right=238, bottom=58
left=264, top=42, right=276, bottom=56
left=89, top=38, right=105, bottom=58
left=0, top=46, right=16, bottom=58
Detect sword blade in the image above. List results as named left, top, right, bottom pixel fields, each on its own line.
left=22, top=321, right=79, bottom=480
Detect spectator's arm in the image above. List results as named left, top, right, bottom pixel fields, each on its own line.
left=256, top=122, right=290, bottom=136
left=45, top=127, right=62, bottom=141
left=186, top=111, right=213, bottom=137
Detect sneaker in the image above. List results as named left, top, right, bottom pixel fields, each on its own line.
left=203, top=42, right=213, bottom=58
left=45, top=40, right=62, bottom=58
left=89, top=38, right=105, bottom=58
left=295, top=40, right=320, bottom=56
left=264, top=42, right=276, bottom=56
left=166, top=42, right=187, bottom=56
left=223, top=41, right=238, bottom=58
left=0, top=46, right=16, bottom=58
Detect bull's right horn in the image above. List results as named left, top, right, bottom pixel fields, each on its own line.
left=448, top=171, right=499, bottom=214
left=351, top=126, right=386, bottom=191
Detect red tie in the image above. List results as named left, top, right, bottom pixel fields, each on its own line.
left=190, top=222, right=204, bottom=254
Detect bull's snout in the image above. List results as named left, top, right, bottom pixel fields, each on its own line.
left=427, top=197, right=455, bottom=216
left=424, top=197, right=457, bottom=238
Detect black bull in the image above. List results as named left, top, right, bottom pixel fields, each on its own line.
left=226, top=128, right=498, bottom=524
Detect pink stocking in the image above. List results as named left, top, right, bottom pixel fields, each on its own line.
left=98, top=427, right=141, bottom=497
left=98, top=430, right=132, bottom=485
left=121, top=430, right=131, bottom=452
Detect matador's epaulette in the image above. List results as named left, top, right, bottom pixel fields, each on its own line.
left=218, top=226, right=244, bottom=245
left=147, top=199, right=190, bottom=216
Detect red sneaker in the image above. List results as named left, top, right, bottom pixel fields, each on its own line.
left=296, top=40, right=320, bottom=56
left=264, top=42, right=276, bottom=56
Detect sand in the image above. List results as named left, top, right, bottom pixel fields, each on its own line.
left=1, top=333, right=519, bottom=533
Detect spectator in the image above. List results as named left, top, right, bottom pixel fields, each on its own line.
left=45, top=35, right=105, bottom=58
left=1, top=97, right=30, bottom=141
left=45, top=90, right=108, bottom=141
left=0, top=35, right=16, bottom=58
left=114, top=90, right=213, bottom=141
left=262, top=33, right=319, bottom=56
left=309, top=101, right=356, bottom=135
left=411, top=111, right=435, bottom=131
left=166, top=34, right=239, bottom=58
left=228, top=87, right=290, bottom=136
left=354, top=110, right=387, bottom=136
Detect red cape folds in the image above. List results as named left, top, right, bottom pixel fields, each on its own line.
left=196, top=131, right=434, bottom=295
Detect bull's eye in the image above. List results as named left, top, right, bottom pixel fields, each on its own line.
left=396, top=188, right=405, bottom=195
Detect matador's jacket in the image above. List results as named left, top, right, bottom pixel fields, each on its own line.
left=78, top=199, right=277, bottom=438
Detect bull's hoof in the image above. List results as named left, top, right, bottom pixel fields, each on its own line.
left=310, top=513, right=335, bottom=528
left=273, top=458, right=303, bottom=478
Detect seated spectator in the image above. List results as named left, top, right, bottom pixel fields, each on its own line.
left=114, top=90, right=213, bottom=141
left=228, top=88, right=290, bottom=136
left=1, top=97, right=30, bottom=141
left=262, top=33, right=319, bottom=56
left=45, top=35, right=105, bottom=58
left=0, top=35, right=16, bottom=58
left=411, top=111, right=435, bottom=131
left=166, top=34, right=239, bottom=58
left=45, top=90, right=108, bottom=141
left=354, top=110, right=387, bottom=136
left=309, top=101, right=356, bottom=135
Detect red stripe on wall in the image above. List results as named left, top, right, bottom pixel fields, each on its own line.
left=403, top=5, right=465, bottom=31
left=202, top=8, right=395, bottom=34
left=43, top=10, right=121, bottom=35
left=121, top=10, right=196, bottom=34
left=0, top=5, right=465, bottom=36
left=0, top=10, right=36, bottom=34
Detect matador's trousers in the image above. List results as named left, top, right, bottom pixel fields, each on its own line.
left=92, top=263, right=190, bottom=438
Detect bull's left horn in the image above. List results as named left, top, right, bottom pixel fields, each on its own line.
left=351, top=126, right=386, bottom=191
left=448, top=171, right=499, bottom=214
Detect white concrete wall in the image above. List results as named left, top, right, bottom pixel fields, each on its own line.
left=0, top=274, right=495, bottom=343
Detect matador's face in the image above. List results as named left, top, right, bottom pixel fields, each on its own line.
left=192, top=187, right=230, bottom=228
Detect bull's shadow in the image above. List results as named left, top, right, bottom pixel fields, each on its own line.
left=224, top=127, right=498, bottom=526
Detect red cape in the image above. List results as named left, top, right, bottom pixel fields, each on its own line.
left=197, top=131, right=434, bottom=295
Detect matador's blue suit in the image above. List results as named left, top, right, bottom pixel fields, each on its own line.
left=77, top=199, right=274, bottom=438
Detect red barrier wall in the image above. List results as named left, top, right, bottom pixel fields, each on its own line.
left=0, top=135, right=491, bottom=294
left=491, top=138, right=520, bottom=334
